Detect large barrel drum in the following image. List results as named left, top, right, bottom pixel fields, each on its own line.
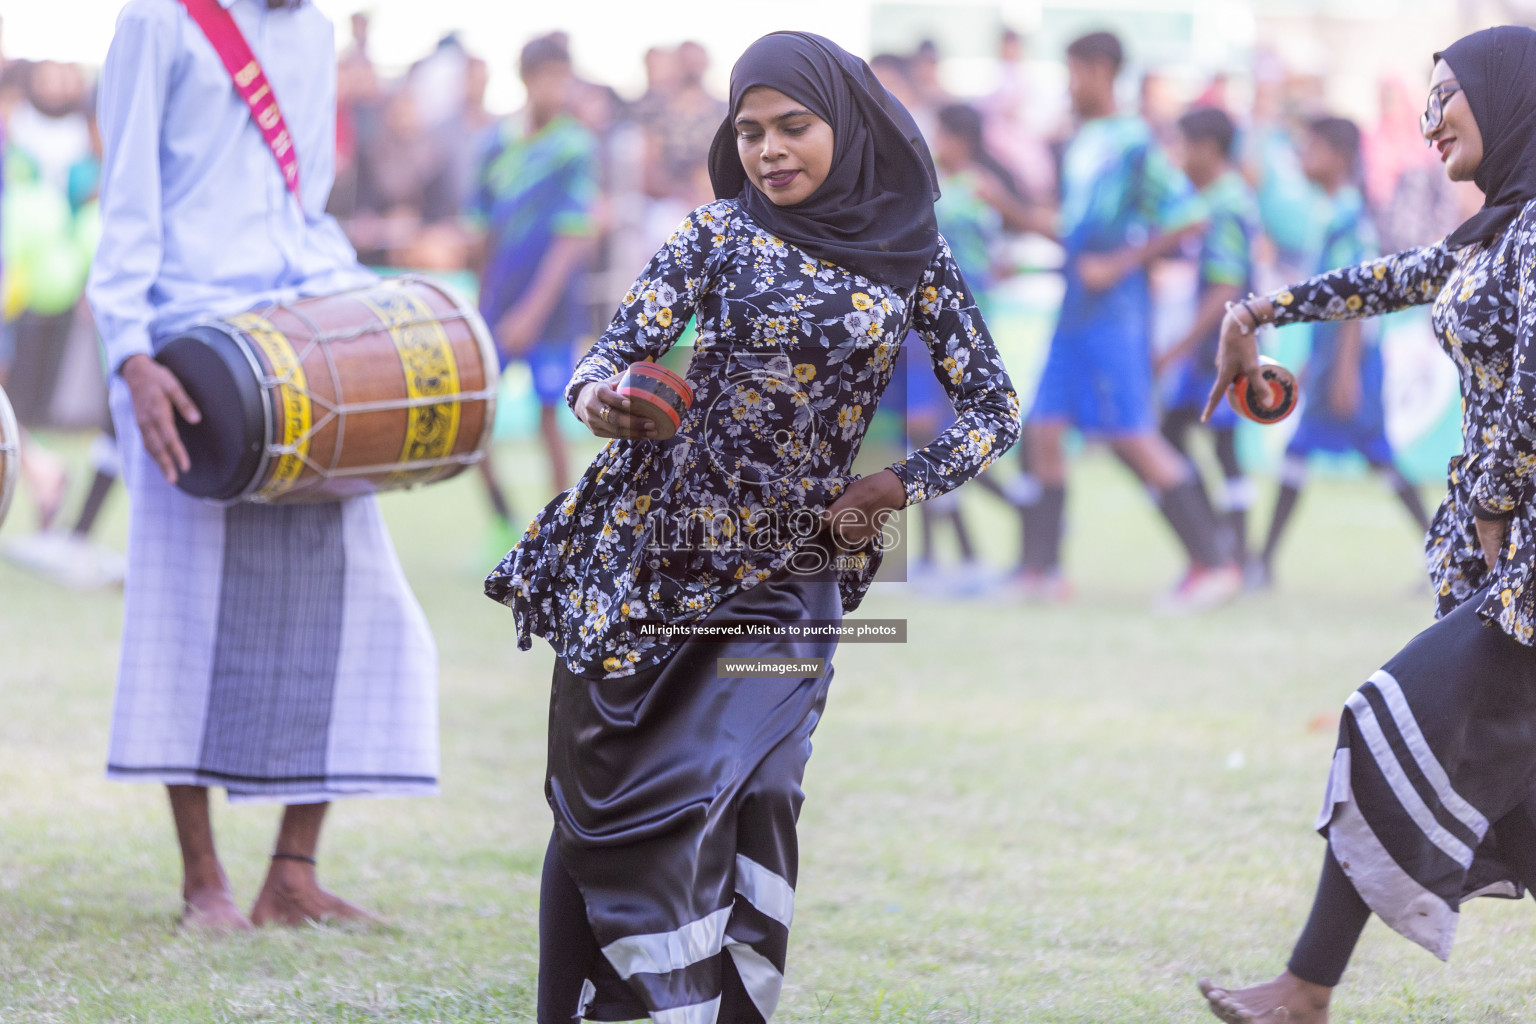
left=0, top=384, right=18, bottom=528
left=156, top=275, right=498, bottom=503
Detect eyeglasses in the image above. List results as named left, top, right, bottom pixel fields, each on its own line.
left=1421, top=83, right=1462, bottom=136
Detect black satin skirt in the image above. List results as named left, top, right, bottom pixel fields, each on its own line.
left=546, top=557, right=842, bottom=1023
left=1316, top=591, right=1536, bottom=962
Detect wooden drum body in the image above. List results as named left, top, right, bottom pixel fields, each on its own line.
left=616, top=361, right=694, bottom=440
left=0, top=384, right=19, bottom=528
left=157, top=275, right=497, bottom=503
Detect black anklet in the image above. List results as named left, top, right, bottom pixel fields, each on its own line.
left=271, top=852, right=316, bottom=865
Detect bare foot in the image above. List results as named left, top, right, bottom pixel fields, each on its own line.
left=1199, top=974, right=1330, bottom=1024
left=249, top=859, right=381, bottom=927
left=179, top=886, right=254, bottom=934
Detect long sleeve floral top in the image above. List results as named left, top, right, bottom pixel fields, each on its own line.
left=1266, top=199, right=1536, bottom=642
left=485, top=199, right=1021, bottom=677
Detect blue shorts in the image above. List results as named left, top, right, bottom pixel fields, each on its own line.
left=1287, top=344, right=1393, bottom=465
left=1165, top=359, right=1237, bottom=429
left=1030, top=275, right=1154, bottom=435
left=1031, top=323, right=1155, bottom=434
left=503, top=340, right=578, bottom=407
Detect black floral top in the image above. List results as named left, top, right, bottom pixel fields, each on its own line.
left=485, top=199, right=1021, bottom=677
left=1267, top=199, right=1536, bottom=643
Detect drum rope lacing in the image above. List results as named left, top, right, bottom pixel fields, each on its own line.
left=241, top=289, right=497, bottom=482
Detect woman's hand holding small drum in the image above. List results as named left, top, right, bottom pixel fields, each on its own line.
left=121, top=353, right=202, bottom=485
left=1202, top=298, right=1276, bottom=423
left=576, top=376, right=658, bottom=440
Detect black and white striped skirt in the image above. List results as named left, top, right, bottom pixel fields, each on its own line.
left=547, top=565, right=842, bottom=1023
left=1319, top=591, right=1536, bottom=960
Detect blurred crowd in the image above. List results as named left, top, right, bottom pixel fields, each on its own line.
left=0, top=13, right=1489, bottom=592
left=324, top=17, right=727, bottom=328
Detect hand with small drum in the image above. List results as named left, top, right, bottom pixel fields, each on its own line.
left=575, top=374, right=658, bottom=440
left=576, top=361, right=694, bottom=441
left=1203, top=296, right=1281, bottom=424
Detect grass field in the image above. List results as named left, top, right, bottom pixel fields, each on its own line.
left=3, top=433, right=1535, bottom=1023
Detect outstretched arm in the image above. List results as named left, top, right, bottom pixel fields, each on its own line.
left=1268, top=243, right=1457, bottom=327
left=1201, top=242, right=1457, bottom=422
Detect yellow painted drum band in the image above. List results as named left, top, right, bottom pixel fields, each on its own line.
left=228, top=311, right=312, bottom=500
left=356, top=287, right=462, bottom=487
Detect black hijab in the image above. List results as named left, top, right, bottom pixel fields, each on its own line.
left=1436, top=26, right=1536, bottom=249
left=707, top=31, right=940, bottom=291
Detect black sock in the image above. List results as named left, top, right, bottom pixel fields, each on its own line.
left=917, top=503, right=936, bottom=563
left=70, top=470, right=117, bottom=537
left=948, top=506, right=977, bottom=562
left=1287, top=846, right=1371, bottom=988
left=484, top=468, right=514, bottom=524
left=1262, top=483, right=1302, bottom=569
left=1223, top=509, right=1249, bottom=565
left=1378, top=465, right=1432, bottom=534
left=538, top=830, right=600, bottom=1024
left=1157, top=477, right=1226, bottom=569
left=1021, top=485, right=1065, bottom=573
left=1160, top=407, right=1199, bottom=458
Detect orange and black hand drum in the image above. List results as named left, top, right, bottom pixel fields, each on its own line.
left=155, top=275, right=498, bottom=503
left=616, top=361, right=694, bottom=440
left=1228, top=356, right=1298, bottom=425
left=0, top=384, right=19, bottom=528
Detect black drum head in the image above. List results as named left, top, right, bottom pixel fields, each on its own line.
left=155, top=326, right=266, bottom=500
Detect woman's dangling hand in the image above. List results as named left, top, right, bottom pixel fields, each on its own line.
left=823, top=469, right=907, bottom=547
left=1202, top=302, right=1274, bottom=423
left=1476, top=516, right=1509, bottom=572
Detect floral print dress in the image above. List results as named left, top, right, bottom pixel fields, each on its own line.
left=485, top=198, right=1021, bottom=677
left=1267, top=199, right=1536, bottom=642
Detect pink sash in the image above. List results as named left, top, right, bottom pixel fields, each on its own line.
left=176, top=0, right=301, bottom=198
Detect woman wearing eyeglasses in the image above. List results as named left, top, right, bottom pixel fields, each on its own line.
left=1197, top=26, right=1536, bottom=1024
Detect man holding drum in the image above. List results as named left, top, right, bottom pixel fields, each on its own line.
left=88, top=0, right=439, bottom=932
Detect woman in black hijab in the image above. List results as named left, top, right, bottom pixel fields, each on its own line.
left=1196, top=25, right=1536, bottom=1024
left=486, top=31, right=1020, bottom=1023
left=704, top=31, right=941, bottom=289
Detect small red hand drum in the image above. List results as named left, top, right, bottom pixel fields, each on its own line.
left=616, top=361, right=694, bottom=440
left=0, top=384, right=18, bottom=528
left=1228, top=356, right=1298, bottom=424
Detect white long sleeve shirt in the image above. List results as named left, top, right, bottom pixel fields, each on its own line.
left=88, top=0, right=372, bottom=374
